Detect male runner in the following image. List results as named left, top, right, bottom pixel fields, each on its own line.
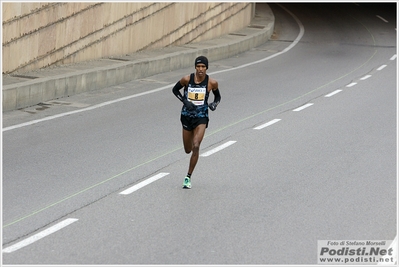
left=172, top=56, right=221, bottom=189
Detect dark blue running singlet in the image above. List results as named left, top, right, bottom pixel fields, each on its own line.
left=181, top=73, right=210, bottom=118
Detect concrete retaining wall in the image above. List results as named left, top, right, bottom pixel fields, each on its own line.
left=2, top=2, right=253, bottom=74
left=2, top=3, right=275, bottom=112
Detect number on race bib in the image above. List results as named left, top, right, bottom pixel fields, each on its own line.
left=188, top=87, right=206, bottom=105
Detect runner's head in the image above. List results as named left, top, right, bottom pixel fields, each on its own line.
left=195, top=56, right=208, bottom=69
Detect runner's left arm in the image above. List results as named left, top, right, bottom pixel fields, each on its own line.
left=209, top=85, right=221, bottom=111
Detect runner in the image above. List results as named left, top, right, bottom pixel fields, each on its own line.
left=172, top=56, right=221, bottom=189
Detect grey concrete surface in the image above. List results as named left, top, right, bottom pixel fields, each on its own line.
left=2, top=3, right=274, bottom=112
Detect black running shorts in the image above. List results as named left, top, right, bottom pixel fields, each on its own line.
left=180, top=115, right=209, bottom=131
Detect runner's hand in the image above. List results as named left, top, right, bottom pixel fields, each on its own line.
left=209, top=102, right=218, bottom=111
left=183, top=99, right=196, bottom=111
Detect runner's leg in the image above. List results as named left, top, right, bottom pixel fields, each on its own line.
left=188, top=124, right=206, bottom=174
left=182, top=129, right=193, bottom=154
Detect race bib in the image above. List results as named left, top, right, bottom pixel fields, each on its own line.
left=187, top=86, right=206, bottom=106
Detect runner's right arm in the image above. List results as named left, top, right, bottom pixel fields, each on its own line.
left=172, top=79, right=196, bottom=111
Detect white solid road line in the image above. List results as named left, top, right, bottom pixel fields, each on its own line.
left=119, top=172, right=169, bottom=195
left=2, top=85, right=173, bottom=132
left=293, top=103, right=314, bottom=112
left=254, top=119, right=281, bottom=130
left=2, top=218, right=79, bottom=253
left=325, top=90, right=342, bottom=98
left=3, top=4, right=306, bottom=133
left=200, top=141, right=236, bottom=157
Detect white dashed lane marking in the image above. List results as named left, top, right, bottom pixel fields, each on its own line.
left=119, top=173, right=170, bottom=195
left=376, top=15, right=388, bottom=23
left=254, top=119, right=281, bottom=130
left=346, top=82, right=357, bottom=88
left=377, top=65, right=387, bottom=71
left=200, top=141, right=237, bottom=157
left=360, top=75, right=372, bottom=80
left=293, top=103, right=314, bottom=112
left=325, top=90, right=342, bottom=97
left=3, top=218, right=79, bottom=253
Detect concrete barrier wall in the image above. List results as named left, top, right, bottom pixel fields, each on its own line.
left=2, top=2, right=253, bottom=74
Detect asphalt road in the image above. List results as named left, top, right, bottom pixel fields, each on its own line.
left=2, top=3, right=397, bottom=265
